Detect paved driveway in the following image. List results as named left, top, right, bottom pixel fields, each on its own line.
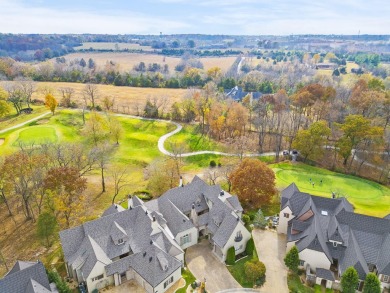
left=252, top=229, right=288, bottom=293
left=186, top=240, right=242, bottom=293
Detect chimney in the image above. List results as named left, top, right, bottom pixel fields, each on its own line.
left=332, top=192, right=336, bottom=199
left=192, top=204, right=195, bottom=210
left=152, top=215, right=156, bottom=222
left=127, top=195, right=132, bottom=210
left=179, top=176, right=183, bottom=187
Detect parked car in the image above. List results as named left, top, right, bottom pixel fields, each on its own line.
left=282, top=150, right=289, bottom=156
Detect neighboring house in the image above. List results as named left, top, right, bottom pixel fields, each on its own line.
left=278, top=183, right=390, bottom=291
left=224, top=86, right=262, bottom=102
left=0, top=260, right=58, bottom=293
left=60, top=176, right=250, bottom=293
left=315, top=63, right=337, bottom=70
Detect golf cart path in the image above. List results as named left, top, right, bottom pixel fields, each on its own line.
left=0, top=112, right=51, bottom=134
left=1, top=111, right=383, bottom=170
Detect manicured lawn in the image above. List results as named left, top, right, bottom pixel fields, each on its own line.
left=165, top=124, right=227, bottom=153
left=0, top=105, right=48, bottom=131
left=287, top=272, right=314, bottom=293
left=227, top=256, right=254, bottom=288
left=13, top=126, right=58, bottom=146
left=175, top=268, right=196, bottom=293
left=314, top=284, right=334, bottom=292
left=272, top=162, right=390, bottom=217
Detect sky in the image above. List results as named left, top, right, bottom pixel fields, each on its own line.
left=0, top=0, right=389, bottom=35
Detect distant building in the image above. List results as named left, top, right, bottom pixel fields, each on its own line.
left=315, top=63, right=338, bottom=70
left=225, top=86, right=262, bottom=102
left=60, top=176, right=251, bottom=293
left=278, top=183, right=390, bottom=291
left=0, top=260, right=58, bottom=293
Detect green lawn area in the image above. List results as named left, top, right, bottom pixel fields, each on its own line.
left=227, top=256, right=254, bottom=288
left=287, top=273, right=314, bottom=293
left=175, top=268, right=196, bottom=293
left=314, top=284, right=334, bottom=293
left=272, top=162, right=390, bottom=217
left=0, top=105, right=48, bottom=131
left=165, top=124, right=227, bottom=153
left=13, top=126, right=58, bottom=146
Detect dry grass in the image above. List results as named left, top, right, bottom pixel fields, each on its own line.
left=12, top=81, right=188, bottom=115
left=60, top=52, right=236, bottom=73
left=74, top=42, right=152, bottom=51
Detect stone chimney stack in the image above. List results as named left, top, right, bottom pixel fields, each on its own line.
left=190, top=203, right=199, bottom=227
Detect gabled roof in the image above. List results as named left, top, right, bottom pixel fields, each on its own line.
left=282, top=183, right=390, bottom=280
left=316, top=268, right=335, bottom=281
left=102, top=204, right=125, bottom=217
left=105, top=245, right=181, bottom=288
left=0, top=261, right=53, bottom=293
left=5, top=260, right=37, bottom=277
left=212, top=213, right=240, bottom=248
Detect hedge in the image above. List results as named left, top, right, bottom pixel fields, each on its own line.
left=226, top=246, right=236, bottom=265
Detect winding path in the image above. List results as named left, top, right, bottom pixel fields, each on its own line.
left=0, top=112, right=51, bottom=134
left=1, top=110, right=386, bottom=172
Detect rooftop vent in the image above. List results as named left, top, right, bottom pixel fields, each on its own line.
left=220, top=191, right=224, bottom=196
left=321, top=211, right=328, bottom=216
left=143, top=252, right=146, bottom=257
left=152, top=215, right=156, bottom=222
left=145, top=210, right=148, bottom=215
left=114, top=205, right=118, bottom=209
left=129, top=205, right=132, bottom=210
left=192, top=204, right=195, bottom=209
left=150, top=240, right=153, bottom=245
left=149, top=257, right=153, bottom=263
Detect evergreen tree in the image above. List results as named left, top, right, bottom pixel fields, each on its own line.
left=363, top=273, right=381, bottom=293
left=284, top=246, right=300, bottom=273
left=341, top=267, right=359, bottom=293
left=253, top=209, right=268, bottom=229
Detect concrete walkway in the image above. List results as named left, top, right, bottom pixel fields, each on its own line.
left=185, top=240, right=242, bottom=293
left=252, top=229, right=289, bottom=293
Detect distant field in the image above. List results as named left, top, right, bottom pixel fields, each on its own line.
left=74, top=42, right=153, bottom=51
left=60, top=52, right=236, bottom=73
left=0, top=81, right=187, bottom=115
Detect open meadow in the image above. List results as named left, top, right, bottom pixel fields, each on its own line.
left=74, top=42, right=153, bottom=51
left=58, top=52, right=237, bottom=73
left=272, top=162, right=390, bottom=217
left=0, top=81, right=188, bottom=115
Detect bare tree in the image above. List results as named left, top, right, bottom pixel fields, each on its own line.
left=58, top=87, right=75, bottom=108
left=83, top=84, right=99, bottom=109
left=17, top=78, right=36, bottom=108
left=109, top=165, right=131, bottom=204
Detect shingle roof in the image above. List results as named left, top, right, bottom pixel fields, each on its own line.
left=0, top=261, right=52, bottom=293
left=212, top=213, right=240, bottom=248
left=5, top=260, right=36, bottom=277
left=282, top=184, right=390, bottom=280
left=316, top=268, right=335, bottom=281
left=102, top=204, right=125, bottom=217
left=225, top=196, right=243, bottom=212
left=105, top=245, right=181, bottom=288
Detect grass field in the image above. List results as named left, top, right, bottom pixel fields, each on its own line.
left=272, top=162, right=390, bottom=217
left=13, top=126, right=58, bottom=146
left=0, top=105, right=48, bottom=131
left=59, top=52, right=237, bottom=73
left=74, top=42, right=153, bottom=51
left=0, top=81, right=187, bottom=116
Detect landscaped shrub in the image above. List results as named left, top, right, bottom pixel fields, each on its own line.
left=245, top=238, right=255, bottom=256
left=47, top=270, right=72, bottom=293
left=226, top=246, right=236, bottom=265
left=209, top=160, right=216, bottom=168
left=244, top=259, right=266, bottom=287
left=242, top=214, right=250, bottom=225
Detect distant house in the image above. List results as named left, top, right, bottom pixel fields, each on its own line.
left=278, top=183, right=390, bottom=291
left=225, top=86, right=262, bottom=102
left=0, top=260, right=58, bottom=293
left=60, top=176, right=251, bottom=293
left=315, top=63, right=337, bottom=70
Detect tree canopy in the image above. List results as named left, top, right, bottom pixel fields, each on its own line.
left=341, top=267, right=359, bottom=293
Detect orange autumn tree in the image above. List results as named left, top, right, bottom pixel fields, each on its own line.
left=44, top=93, right=58, bottom=115
left=230, top=158, right=276, bottom=209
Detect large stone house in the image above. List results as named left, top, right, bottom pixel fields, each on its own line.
left=60, top=176, right=251, bottom=293
left=0, top=260, right=58, bottom=293
left=278, top=183, right=390, bottom=291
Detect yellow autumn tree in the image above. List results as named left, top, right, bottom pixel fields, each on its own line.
left=44, top=93, right=58, bottom=115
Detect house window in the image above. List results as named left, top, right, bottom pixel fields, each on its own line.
left=383, top=275, right=389, bottom=283
left=284, top=213, right=289, bottom=218
left=333, top=242, right=337, bottom=248
left=299, top=260, right=305, bottom=266
left=234, top=231, right=243, bottom=242
left=92, top=274, right=104, bottom=282
left=180, top=234, right=191, bottom=246
left=164, top=276, right=174, bottom=288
